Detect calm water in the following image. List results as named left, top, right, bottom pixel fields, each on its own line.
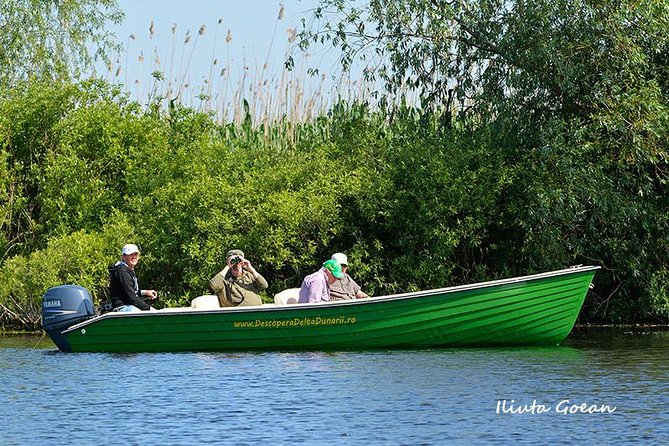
left=1, top=327, right=667, bottom=445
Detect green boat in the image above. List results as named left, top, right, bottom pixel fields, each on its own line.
left=42, top=265, right=599, bottom=353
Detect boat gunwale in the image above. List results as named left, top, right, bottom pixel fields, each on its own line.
left=62, top=265, right=599, bottom=334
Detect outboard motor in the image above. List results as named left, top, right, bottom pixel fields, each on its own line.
left=42, top=285, right=96, bottom=352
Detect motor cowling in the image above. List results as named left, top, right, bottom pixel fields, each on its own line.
left=42, top=285, right=96, bottom=352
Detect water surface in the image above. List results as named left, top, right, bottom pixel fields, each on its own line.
left=2, top=328, right=667, bottom=445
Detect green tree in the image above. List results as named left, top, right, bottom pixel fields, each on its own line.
left=0, top=80, right=138, bottom=261
left=0, top=0, right=123, bottom=89
left=299, top=0, right=669, bottom=321
left=0, top=213, right=133, bottom=329
left=299, top=1, right=669, bottom=118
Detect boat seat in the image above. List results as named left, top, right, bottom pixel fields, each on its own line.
left=274, top=288, right=300, bottom=305
left=191, top=294, right=221, bottom=310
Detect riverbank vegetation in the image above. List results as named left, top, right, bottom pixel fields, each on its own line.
left=1, top=0, right=668, bottom=330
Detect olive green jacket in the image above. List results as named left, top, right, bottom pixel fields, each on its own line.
left=217, top=269, right=268, bottom=307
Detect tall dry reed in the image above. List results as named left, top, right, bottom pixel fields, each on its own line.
left=95, top=4, right=384, bottom=129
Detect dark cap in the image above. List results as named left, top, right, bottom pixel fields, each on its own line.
left=226, top=249, right=245, bottom=259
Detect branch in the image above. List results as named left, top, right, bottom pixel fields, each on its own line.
left=0, top=302, right=32, bottom=328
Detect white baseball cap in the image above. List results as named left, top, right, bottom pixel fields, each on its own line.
left=121, top=244, right=140, bottom=255
left=331, top=252, right=348, bottom=265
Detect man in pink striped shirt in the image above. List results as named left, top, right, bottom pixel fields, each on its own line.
left=298, top=259, right=344, bottom=303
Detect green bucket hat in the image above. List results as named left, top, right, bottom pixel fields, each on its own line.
left=323, top=259, right=344, bottom=279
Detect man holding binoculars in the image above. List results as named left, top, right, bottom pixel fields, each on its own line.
left=210, top=249, right=268, bottom=306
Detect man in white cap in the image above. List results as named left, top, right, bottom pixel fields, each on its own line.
left=329, top=252, right=369, bottom=301
left=108, top=243, right=158, bottom=312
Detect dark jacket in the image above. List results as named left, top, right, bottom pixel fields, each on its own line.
left=108, top=262, right=150, bottom=310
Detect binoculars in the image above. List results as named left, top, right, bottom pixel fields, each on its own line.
left=230, top=256, right=243, bottom=264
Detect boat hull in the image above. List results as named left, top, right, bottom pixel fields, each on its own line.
left=55, top=266, right=599, bottom=352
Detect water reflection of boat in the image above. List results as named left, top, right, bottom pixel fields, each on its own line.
left=41, top=265, right=599, bottom=353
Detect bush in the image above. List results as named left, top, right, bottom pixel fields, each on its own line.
left=1, top=79, right=668, bottom=329
left=0, top=213, right=134, bottom=330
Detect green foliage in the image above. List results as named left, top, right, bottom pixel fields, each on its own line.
left=298, top=0, right=669, bottom=323
left=649, top=269, right=669, bottom=321
left=1, top=76, right=668, bottom=329
left=0, top=0, right=123, bottom=89
left=299, top=1, right=669, bottom=119
left=2, top=0, right=669, bottom=329
left=0, top=79, right=146, bottom=254
left=1, top=80, right=79, bottom=258
left=130, top=115, right=350, bottom=303
left=39, top=83, right=161, bottom=235
left=0, top=212, right=133, bottom=329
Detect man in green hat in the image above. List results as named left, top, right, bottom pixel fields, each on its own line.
left=298, top=259, right=344, bottom=303
left=329, top=252, right=369, bottom=300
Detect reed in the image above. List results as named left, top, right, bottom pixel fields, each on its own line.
left=95, top=4, right=384, bottom=129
